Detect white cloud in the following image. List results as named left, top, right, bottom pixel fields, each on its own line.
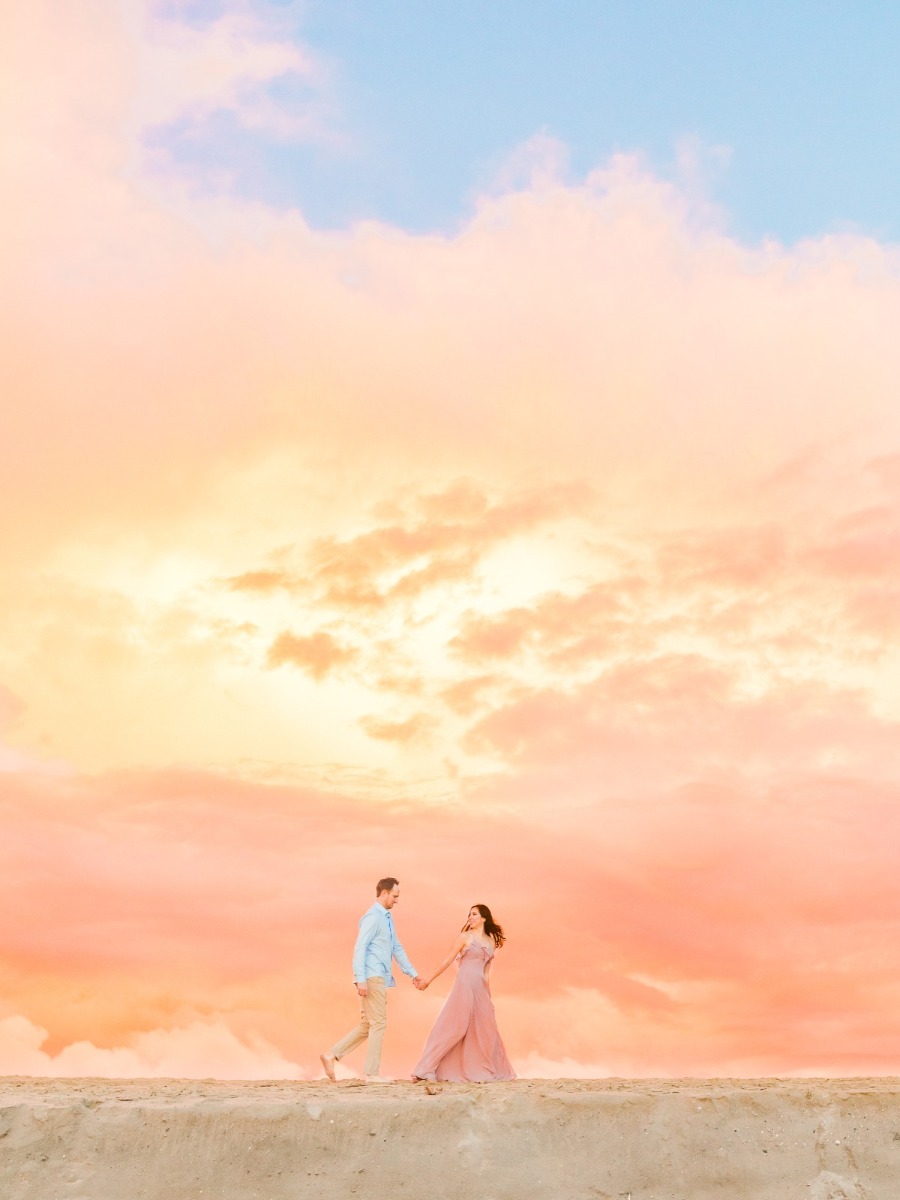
left=136, top=4, right=336, bottom=143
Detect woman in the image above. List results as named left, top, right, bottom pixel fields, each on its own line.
left=412, top=903, right=516, bottom=1082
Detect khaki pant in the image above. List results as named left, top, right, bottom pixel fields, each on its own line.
left=329, top=976, right=388, bottom=1076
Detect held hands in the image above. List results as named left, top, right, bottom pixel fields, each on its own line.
left=357, top=980, right=428, bottom=994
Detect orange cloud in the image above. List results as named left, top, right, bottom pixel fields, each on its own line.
left=358, top=713, right=437, bottom=744
left=451, top=583, right=632, bottom=667
left=439, top=674, right=501, bottom=716
left=224, top=570, right=294, bottom=593
left=302, top=482, right=592, bottom=610
left=266, top=631, right=357, bottom=679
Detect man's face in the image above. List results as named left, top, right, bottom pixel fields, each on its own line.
left=380, top=886, right=400, bottom=909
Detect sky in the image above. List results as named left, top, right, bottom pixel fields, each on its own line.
left=1, top=0, right=900, bottom=1081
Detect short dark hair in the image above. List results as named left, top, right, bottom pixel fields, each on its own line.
left=376, top=877, right=399, bottom=895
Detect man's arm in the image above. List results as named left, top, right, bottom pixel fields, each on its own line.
left=352, top=911, right=379, bottom=994
left=391, top=928, right=419, bottom=983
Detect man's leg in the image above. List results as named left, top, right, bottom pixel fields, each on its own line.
left=327, top=989, right=372, bottom=1066
left=362, top=977, right=387, bottom=1077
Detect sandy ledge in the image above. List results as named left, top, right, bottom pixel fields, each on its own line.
left=2, top=1076, right=900, bottom=1200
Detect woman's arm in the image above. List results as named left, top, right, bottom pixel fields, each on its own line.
left=420, top=934, right=468, bottom=987
left=484, top=957, right=493, bottom=995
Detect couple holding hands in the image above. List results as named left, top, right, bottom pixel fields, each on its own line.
left=320, top=877, right=516, bottom=1084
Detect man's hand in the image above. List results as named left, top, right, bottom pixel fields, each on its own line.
left=356, top=983, right=368, bottom=997
left=413, top=977, right=428, bottom=991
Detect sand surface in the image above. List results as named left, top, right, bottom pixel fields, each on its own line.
left=2, top=1076, right=900, bottom=1199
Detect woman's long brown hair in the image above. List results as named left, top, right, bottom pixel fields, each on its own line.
left=463, top=903, right=506, bottom=948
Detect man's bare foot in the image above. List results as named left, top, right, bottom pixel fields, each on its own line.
left=320, top=1052, right=336, bottom=1082
left=364, top=1075, right=394, bottom=1083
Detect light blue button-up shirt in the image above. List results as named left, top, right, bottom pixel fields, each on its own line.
left=352, top=902, right=417, bottom=987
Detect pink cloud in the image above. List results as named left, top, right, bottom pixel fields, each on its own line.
left=846, top=586, right=900, bottom=639
left=134, top=7, right=332, bottom=144
left=868, top=453, right=900, bottom=493
left=0, top=685, right=26, bottom=732
left=3, top=0, right=900, bottom=1082
left=463, top=660, right=900, bottom=783
left=0, top=1015, right=305, bottom=1080
left=2, top=761, right=900, bottom=1076
left=657, top=525, right=790, bottom=590
left=806, top=505, right=900, bottom=578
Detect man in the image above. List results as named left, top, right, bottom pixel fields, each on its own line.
left=320, top=877, right=423, bottom=1083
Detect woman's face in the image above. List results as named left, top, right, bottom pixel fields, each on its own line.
left=467, top=906, right=485, bottom=929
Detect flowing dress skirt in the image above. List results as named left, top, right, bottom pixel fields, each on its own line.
left=412, top=943, right=516, bottom=1082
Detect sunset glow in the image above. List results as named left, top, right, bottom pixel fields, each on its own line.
left=3, top=2, right=900, bottom=1080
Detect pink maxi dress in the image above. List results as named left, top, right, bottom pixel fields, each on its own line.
left=412, top=939, right=516, bottom=1082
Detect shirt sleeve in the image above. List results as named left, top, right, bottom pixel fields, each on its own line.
left=352, top=912, right=379, bottom=983
left=391, top=930, right=417, bottom=978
